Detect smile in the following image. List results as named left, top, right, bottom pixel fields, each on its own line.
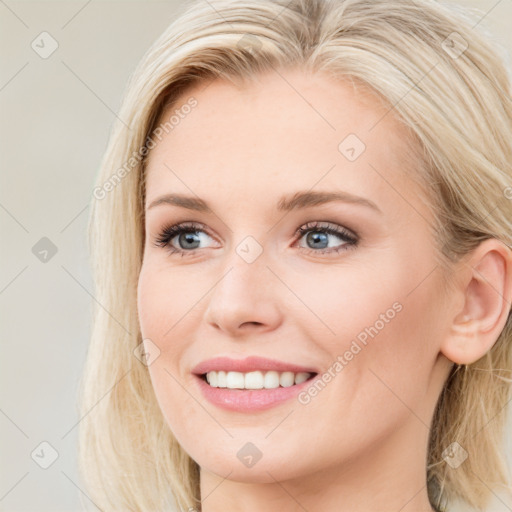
left=194, top=371, right=319, bottom=412
left=202, top=370, right=315, bottom=389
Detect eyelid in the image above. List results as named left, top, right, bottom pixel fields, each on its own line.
left=152, top=221, right=217, bottom=249
left=293, top=220, right=357, bottom=240
left=153, top=219, right=359, bottom=257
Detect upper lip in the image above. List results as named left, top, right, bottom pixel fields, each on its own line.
left=192, top=356, right=318, bottom=375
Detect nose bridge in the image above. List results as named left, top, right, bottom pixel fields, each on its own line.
left=203, top=234, right=282, bottom=332
left=213, top=235, right=271, bottom=306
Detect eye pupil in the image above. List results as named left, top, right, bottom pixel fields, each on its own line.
left=180, top=232, right=200, bottom=249
left=307, top=231, right=328, bottom=249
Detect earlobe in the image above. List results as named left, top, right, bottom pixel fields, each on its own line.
left=440, top=238, right=512, bottom=365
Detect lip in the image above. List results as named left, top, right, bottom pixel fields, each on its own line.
left=191, top=356, right=319, bottom=412
left=191, top=356, right=319, bottom=375
left=193, top=372, right=318, bottom=412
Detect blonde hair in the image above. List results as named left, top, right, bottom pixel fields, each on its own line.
left=79, top=0, right=512, bottom=510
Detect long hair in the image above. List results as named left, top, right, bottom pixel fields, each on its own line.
left=78, top=1, right=512, bottom=510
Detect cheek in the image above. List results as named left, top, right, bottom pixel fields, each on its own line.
left=137, top=259, right=203, bottom=341
left=137, top=263, right=203, bottom=443
left=288, top=255, right=407, bottom=351
left=137, top=265, right=156, bottom=340
left=303, top=249, right=439, bottom=394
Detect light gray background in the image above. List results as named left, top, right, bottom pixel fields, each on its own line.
left=1, top=1, right=511, bottom=511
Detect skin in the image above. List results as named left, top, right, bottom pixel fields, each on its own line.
left=136, top=68, right=512, bottom=512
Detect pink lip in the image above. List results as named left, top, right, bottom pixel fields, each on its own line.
left=191, top=356, right=318, bottom=375
left=191, top=356, right=319, bottom=412
left=193, top=373, right=318, bottom=412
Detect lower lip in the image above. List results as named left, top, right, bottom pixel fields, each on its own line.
left=193, top=374, right=317, bottom=412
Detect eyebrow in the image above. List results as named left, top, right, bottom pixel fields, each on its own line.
left=146, top=190, right=382, bottom=214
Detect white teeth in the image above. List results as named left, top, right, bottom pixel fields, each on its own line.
left=217, top=371, right=227, bottom=387
left=207, top=371, right=218, bottom=387
left=294, top=372, right=310, bottom=385
left=264, top=371, right=280, bottom=389
left=226, top=371, right=244, bottom=388
left=245, top=371, right=264, bottom=389
left=205, top=370, right=313, bottom=389
left=280, top=371, right=295, bottom=387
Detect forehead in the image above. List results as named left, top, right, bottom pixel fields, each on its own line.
left=143, top=68, right=424, bottom=219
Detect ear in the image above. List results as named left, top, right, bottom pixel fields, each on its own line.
left=440, top=238, right=512, bottom=365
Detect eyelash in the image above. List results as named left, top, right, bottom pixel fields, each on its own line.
left=152, top=221, right=359, bottom=258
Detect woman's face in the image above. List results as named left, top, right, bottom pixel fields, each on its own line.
left=137, top=68, right=455, bottom=486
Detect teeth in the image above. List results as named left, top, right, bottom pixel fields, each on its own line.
left=264, top=371, right=280, bottom=389
left=205, top=370, right=313, bottom=389
left=280, top=371, right=295, bottom=387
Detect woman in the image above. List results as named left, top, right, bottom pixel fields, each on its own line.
left=79, top=0, right=512, bottom=510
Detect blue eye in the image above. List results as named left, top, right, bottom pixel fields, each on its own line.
left=295, top=221, right=358, bottom=254
left=153, top=222, right=214, bottom=257
left=152, top=220, right=358, bottom=257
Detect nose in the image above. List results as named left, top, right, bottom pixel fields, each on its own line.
left=203, top=249, right=283, bottom=336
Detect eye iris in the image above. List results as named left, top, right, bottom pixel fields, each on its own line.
left=307, top=231, right=328, bottom=249
left=179, top=232, right=200, bottom=249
